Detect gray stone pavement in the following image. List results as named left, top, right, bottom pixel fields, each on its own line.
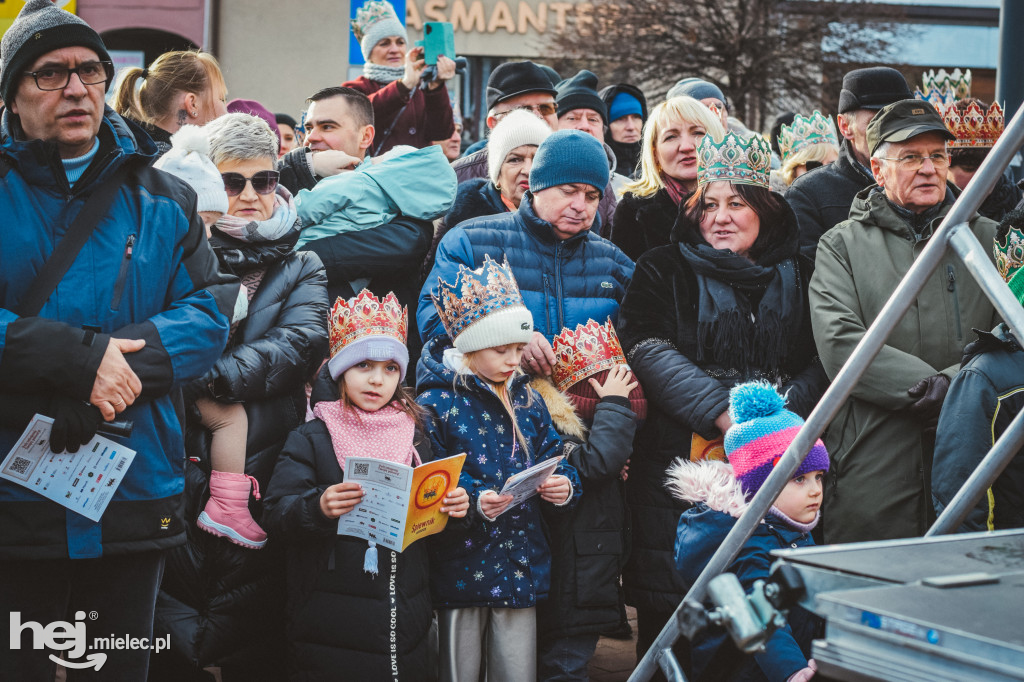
left=587, top=606, right=639, bottom=682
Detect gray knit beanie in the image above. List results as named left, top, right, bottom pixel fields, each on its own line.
left=487, top=109, right=551, bottom=188
left=529, top=129, right=609, bottom=198
left=1, top=0, right=111, bottom=103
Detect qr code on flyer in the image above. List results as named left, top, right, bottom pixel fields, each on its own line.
left=353, top=462, right=369, bottom=477
left=3, top=455, right=36, bottom=481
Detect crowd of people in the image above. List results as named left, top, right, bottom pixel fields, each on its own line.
left=1, top=0, right=1021, bottom=680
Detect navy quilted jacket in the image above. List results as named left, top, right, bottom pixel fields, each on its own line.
left=417, top=191, right=634, bottom=343
left=415, top=336, right=581, bottom=609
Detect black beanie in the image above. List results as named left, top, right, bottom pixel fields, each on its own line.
left=837, top=66, right=911, bottom=114
left=555, top=70, right=608, bottom=125
left=0, top=0, right=111, bottom=103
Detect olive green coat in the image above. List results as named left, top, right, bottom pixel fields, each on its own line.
left=809, top=187, right=998, bottom=544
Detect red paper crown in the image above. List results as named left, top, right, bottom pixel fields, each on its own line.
left=329, top=289, right=407, bottom=359
left=551, top=318, right=627, bottom=392
left=942, top=100, right=1005, bottom=149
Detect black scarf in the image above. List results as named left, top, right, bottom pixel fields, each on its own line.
left=674, top=200, right=803, bottom=373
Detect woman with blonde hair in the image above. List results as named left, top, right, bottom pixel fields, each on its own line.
left=609, top=96, right=725, bottom=262
left=775, top=110, right=840, bottom=189
left=113, top=50, right=228, bottom=154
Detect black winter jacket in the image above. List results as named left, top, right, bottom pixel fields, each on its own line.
left=153, top=225, right=329, bottom=677
left=537, top=389, right=638, bottom=638
left=610, top=188, right=681, bottom=263
left=786, top=139, right=875, bottom=264
left=933, top=324, right=1024, bottom=532
left=263, top=370, right=435, bottom=681
left=615, top=204, right=826, bottom=615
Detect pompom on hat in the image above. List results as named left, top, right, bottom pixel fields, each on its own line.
left=725, top=381, right=829, bottom=498
left=327, top=290, right=409, bottom=382
left=351, top=0, right=407, bottom=62
left=154, top=126, right=229, bottom=215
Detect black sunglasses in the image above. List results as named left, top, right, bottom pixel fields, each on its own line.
left=221, top=170, right=280, bottom=197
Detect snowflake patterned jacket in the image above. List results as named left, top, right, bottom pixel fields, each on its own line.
left=415, top=335, right=581, bottom=609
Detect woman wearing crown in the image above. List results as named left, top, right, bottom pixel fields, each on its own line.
left=615, top=132, right=828, bottom=669
left=774, top=111, right=841, bottom=190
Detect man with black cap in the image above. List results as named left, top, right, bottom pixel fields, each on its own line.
left=454, top=61, right=619, bottom=230
left=788, top=66, right=912, bottom=263
left=0, top=1, right=236, bottom=677
left=809, top=99, right=998, bottom=545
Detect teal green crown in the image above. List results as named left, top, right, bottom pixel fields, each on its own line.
left=697, top=133, right=772, bottom=189
left=778, top=111, right=839, bottom=162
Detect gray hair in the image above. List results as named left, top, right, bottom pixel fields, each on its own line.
left=871, top=140, right=893, bottom=162
left=205, top=113, right=279, bottom=166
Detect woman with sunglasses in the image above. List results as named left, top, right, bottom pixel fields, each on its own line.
left=150, top=112, right=328, bottom=679
left=344, top=0, right=456, bottom=154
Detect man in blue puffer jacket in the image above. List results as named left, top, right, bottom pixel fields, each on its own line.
left=0, top=2, right=236, bottom=678
left=419, top=129, right=634, bottom=375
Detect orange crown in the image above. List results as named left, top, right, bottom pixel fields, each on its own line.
left=551, top=318, right=627, bottom=392
left=942, top=100, right=1005, bottom=149
left=329, top=289, right=407, bottom=359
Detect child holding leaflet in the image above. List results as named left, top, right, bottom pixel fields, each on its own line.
left=667, top=381, right=827, bottom=682
left=264, top=290, right=469, bottom=680
left=417, top=255, right=581, bottom=681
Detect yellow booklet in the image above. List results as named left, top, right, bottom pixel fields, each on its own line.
left=337, top=453, right=466, bottom=552
left=689, top=434, right=727, bottom=463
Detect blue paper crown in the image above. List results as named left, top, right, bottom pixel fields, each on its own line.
left=432, top=255, right=527, bottom=342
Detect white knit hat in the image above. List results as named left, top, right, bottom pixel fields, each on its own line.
left=154, top=126, right=229, bottom=215
left=487, top=109, right=552, bottom=188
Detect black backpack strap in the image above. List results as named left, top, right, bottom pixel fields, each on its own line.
left=15, top=161, right=136, bottom=317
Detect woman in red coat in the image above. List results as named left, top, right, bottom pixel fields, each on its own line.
left=346, top=0, right=456, bottom=155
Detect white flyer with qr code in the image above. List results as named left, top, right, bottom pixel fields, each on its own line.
left=0, top=414, right=136, bottom=522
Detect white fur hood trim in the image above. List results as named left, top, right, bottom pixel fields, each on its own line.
left=665, top=458, right=749, bottom=518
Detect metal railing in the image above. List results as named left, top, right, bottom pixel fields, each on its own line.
left=629, top=101, right=1024, bottom=682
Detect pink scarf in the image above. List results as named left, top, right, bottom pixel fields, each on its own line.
left=312, top=400, right=420, bottom=471
left=661, top=173, right=691, bottom=206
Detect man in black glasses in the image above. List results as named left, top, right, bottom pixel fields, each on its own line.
left=809, top=100, right=999, bottom=546
left=0, top=2, right=236, bottom=678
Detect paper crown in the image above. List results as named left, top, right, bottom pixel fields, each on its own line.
left=942, top=100, right=1005, bottom=149
left=995, top=224, right=1024, bottom=283
left=915, top=68, right=972, bottom=106
left=432, top=255, right=526, bottom=342
left=551, top=318, right=627, bottom=392
left=778, top=110, right=839, bottom=162
left=697, top=132, right=772, bottom=188
left=350, top=0, right=401, bottom=42
left=329, top=289, right=407, bottom=359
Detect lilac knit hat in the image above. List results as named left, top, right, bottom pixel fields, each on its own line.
left=724, top=381, right=829, bottom=497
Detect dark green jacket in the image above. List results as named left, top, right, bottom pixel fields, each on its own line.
left=809, top=187, right=998, bottom=543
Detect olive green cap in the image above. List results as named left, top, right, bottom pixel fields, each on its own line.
left=866, top=99, right=955, bottom=156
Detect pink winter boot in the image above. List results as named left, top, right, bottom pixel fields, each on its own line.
left=197, top=471, right=267, bottom=549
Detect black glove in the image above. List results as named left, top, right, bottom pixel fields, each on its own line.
left=907, top=374, right=951, bottom=425
left=48, top=397, right=103, bottom=453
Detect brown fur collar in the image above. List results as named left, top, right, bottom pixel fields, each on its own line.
left=530, top=377, right=587, bottom=440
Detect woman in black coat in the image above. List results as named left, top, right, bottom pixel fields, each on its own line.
left=610, top=97, right=725, bottom=263
left=616, top=133, right=827, bottom=672
left=151, top=113, right=329, bottom=681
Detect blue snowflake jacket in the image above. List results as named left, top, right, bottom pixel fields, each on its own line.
left=416, top=335, right=581, bottom=609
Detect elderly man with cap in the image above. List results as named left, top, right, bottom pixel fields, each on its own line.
left=0, top=1, right=236, bottom=677
left=419, top=130, right=634, bottom=375
left=809, top=99, right=999, bottom=544
left=788, top=66, right=912, bottom=263
left=455, top=61, right=619, bottom=230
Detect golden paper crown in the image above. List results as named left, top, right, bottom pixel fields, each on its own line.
left=432, top=255, right=526, bottom=342
left=329, top=289, right=407, bottom=359
left=697, top=133, right=772, bottom=188
left=778, top=111, right=839, bottom=163
left=551, top=318, right=627, bottom=392
left=942, top=100, right=1005, bottom=149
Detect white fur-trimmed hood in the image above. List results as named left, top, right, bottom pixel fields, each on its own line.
left=665, top=458, right=749, bottom=518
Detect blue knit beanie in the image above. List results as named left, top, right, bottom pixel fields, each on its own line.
left=529, top=129, right=609, bottom=197
left=609, top=92, right=643, bottom=123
